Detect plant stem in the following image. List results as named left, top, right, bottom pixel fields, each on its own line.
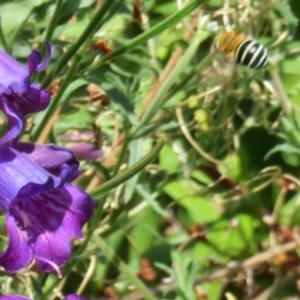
left=83, top=0, right=206, bottom=73
left=41, top=0, right=125, bottom=88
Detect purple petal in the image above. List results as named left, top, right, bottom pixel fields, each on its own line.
left=13, top=143, right=80, bottom=182
left=0, top=100, right=23, bottom=143
left=70, top=143, right=101, bottom=160
left=24, top=184, right=94, bottom=272
left=0, top=146, right=59, bottom=211
left=0, top=215, right=33, bottom=272
left=19, top=84, right=50, bottom=114
left=65, top=294, right=86, bottom=300
left=0, top=45, right=51, bottom=96
left=0, top=296, right=30, bottom=300
left=0, top=45, right=51, bottom=141
left=28, top=42, right=52, bottom=75
left=0, top=50, right=28, bottom=91
left=3, top=179, right=94, bottom=273
left=10, top=177, right=55, bottom=207
left=27, top=51, right=42, bottom=76
left=36, top=42, right=52, bottom=72
left=0, top=142, right=95, bottom=274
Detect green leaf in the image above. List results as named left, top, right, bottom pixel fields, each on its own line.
left=1, top=0, right=47, bottom=34
left=264, top=143, right=300, bottom=160
left=93, top=235, right=156, bottom=300
left=280, top=191, right=300, bottom=226
left=132, top=27, right=211, bottom=137
left=41, top=0, right=125, bottom=87
left=164, top=180, right=222, bottom=223
left=57, top=0, right=81, bottom=25
left=136, top=184, right=169, bottom=217
left=208, top=214, right=255, bottom=255
left=159, top=144, right=180, bottom=174
left=124, top=139, right=144, bottom=200
left=85, top=0, right=207, bottom=71
left=274, top=2, right=298, bottom=26
left=90, top=140, right=164, bottom=200
left=101, top=82, right=138, bottom=126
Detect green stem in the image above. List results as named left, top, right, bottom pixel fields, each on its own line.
left=83, top=0, right=206, bottom=73
left=164, top=51, right=217, bottom=103
left=7, top=13, right=32, bottom=53
left=94, top=235, right=156, bottom=300
left=42, top=141, right=164, bottom=297
left=43, top=0, right=64, bottom=43
left=67, top=141, right=162, bottom=270
left=0, top=18, right=8, bottom=52
left=31, top=56, right=80, bottom=141
left=42, top=0, right=125, bottom=88
left=112, top=133, right=129, bottom=178
left=41, top=197, right=106, bottom=299
left=90, top=140, right=164, bottom=200
left=132, top=30, right=210, bottom=138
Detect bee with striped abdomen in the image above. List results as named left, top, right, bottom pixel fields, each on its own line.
left=214, top=31, right=268, bottom=69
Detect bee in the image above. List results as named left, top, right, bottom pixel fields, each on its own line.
left=214, top=31, right=268, bottom=69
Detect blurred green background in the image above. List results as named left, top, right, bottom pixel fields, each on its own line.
left=2, top=0, right=300, bottom=299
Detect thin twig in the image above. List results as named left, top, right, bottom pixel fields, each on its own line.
left=176, top=106, right=222, bottom=164
left=270, top=70, right=291, bottom=115
left=76, top=255, right=97, bottom=294
left=251, top=279, right=280, bottom=300
left=141, top=6, right=204, bottom=113
left=195, top=240, right=300, bottom=284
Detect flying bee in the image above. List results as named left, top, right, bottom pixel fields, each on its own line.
left=214, top=31, right=268, bottom=69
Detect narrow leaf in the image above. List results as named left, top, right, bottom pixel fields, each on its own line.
left=265, top=143, right=300, bottom=160
left=90, top=140, right=164, bottom=200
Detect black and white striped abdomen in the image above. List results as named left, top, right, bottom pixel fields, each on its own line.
left=235, top=40, right=268, bottom=69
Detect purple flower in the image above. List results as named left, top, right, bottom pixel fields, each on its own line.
left=0, top=44, right=51, bottom=143
left=0, top=296, right=30, bottom=300
left=60, top=130, right=102, bottom=161
left=65, top=294, right=86, bottom=300
left=14, top=142, right=80, bottom=181
left=70, top=143, right=101, bottom=160
left=0, top=142, right=95, bottom=275
left=0, top=44, right=95, bottom=278
left=0, top=294, right=86, bottom=300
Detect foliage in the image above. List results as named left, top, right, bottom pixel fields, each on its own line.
left=2, top=0, right=300, bottom=299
